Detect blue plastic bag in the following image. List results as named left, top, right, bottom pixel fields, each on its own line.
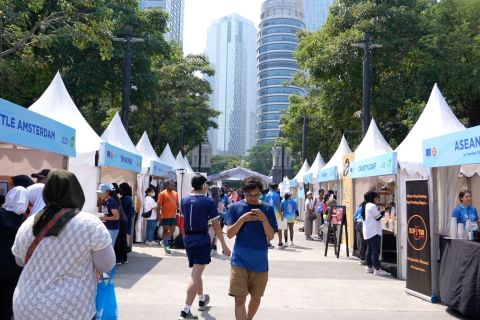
left=96, top=268, right=118, bottom=320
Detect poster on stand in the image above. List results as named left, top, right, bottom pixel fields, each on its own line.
left=406, top=180, right=432, bottom=299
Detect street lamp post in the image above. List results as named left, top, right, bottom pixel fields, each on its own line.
left=113, top=27, right=144, bottom=132
left=301, top=113, right=307, bottom=163
left=351, top=33, right=382, bottom=136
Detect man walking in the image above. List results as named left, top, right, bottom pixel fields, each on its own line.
left=225, top=176, right=277, bottom=320
left=178, top=175, right=231, bottom=319
left=157, top=180, right=178, bottom=254
left=264, top=183, right=284, bottom=248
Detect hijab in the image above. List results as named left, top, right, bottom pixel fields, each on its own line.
left=2, top=186, right=29, bottom=215
left=33, top=169, right=85, bottom=237
left=27, top=183, right=46, bottom=216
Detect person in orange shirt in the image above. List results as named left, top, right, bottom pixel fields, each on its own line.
left=157, top=180, right=179, bottom=254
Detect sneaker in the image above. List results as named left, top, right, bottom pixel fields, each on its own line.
left=198, top=294, right=210, bottom=311
left=210, top=249, right=217, bottom=257
left=365, top=267, right=374, bottom=273
left=146, top=241, right=156, bottom=246
left=305, top=236, right=313, bottom=240
left=165, top=246, right=172, bottom=254
left=121, top=260, right=128, bottom=264
left=290, top=242, right=295, bottom=247
left=278, top=243, right=285, bottom=249
left=268, top=244, right=275, bottom=249
left=374, top=269, right=390, bottom=276
left=178, top=310, right=198, bottom=319
left=358, top=260, right=367, bottom=265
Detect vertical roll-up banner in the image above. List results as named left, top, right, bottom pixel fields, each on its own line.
left=406, top=180, right=433, bottom=301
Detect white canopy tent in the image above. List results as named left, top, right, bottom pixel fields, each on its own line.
left=319, top=135, right=352, bottom=204
left=290, top=160, right=310, bottom=220
left=29, top=72, right=102, bottom=214
left=159, top=143, right=178, bottom=171
left=208, top=166, right=272, bottom=184
left=303, top=152, right=326, bottom=186
left=100, top=112, right=142, bottom=195
left=395, top=84, right=465, bottom=280
left=353, top=119, right=394, bottom=208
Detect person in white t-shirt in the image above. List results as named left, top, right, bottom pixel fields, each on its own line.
left=144, top=186, right=159, bottom=245
left=362, top=191, right=389, bottom=276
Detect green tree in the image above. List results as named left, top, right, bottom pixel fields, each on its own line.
left=211, top=155, right=244, bottom=174
left=246, top=141, right=274, bottom=176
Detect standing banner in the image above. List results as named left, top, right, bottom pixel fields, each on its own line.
left=342, top=153, right=355, bottom=248
left=324, top=205, right=349, bottom=258
left=406, top=180, right=433, bottom=300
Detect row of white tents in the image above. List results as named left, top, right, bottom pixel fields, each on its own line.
left=28, top=72, right=195, bottom=217
left=282, top=84, right=480, bottom=283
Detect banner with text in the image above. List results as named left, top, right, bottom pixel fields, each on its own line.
left=150, top=160, right=173, bottom=177
left=0, top=98, right=76, bottom=156
left=423, top=125, right=480, bottom=168
left=98, top=142, right=142, bottom=173
left=406, top=180, right=432, bottom=298
left=317, top=166, right=338, bottom=183
left=349, top=152, right=397, bottom=179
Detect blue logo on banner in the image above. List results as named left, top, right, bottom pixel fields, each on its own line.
left=0, top=98, right=75, bottom=156
left=349, top=152, right=397, bottom=179
left=317, top=166, right=338, bottom=183
left=423, top=126, right=480, bottom=168
left=98, top=142, right=142, bottom=173
left=425, top=148, right=431, bottom=157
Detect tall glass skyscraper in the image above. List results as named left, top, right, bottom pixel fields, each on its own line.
left=304, top=0, right=335, bottom=32
left=256, top=0, right=305, bottom=144
left=139, top=0, right=184, bottom=46
left=205, top=14, right=257, bottom=156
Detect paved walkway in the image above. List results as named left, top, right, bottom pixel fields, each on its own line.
left=115, top=226, right=464, bottom=320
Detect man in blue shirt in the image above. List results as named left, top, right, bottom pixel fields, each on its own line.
left=280, top=192, right=298, bottom=246
left=264, top=183, right=284, bottom=248
left=178, top=175, right=231, bottom=320
left=224, top=176, right=277, bottom=320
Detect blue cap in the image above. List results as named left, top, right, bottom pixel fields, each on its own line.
left=96, top=183, right=111, bottom=193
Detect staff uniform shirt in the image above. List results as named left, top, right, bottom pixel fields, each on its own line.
left=281, top=199, right=297, bottom=220
left=102, top=197, right=120, bottom=230
left=452, top=204, right=478, bottom=226
left=224, top=200, right=278, bottom=272
left=144, top=196, right=158, bottom=220
left=362, top=203, right=382, bottom=240
left=157, top=190, right=178, bottom=219
left=181, top=194, right=219, bottom=248
left=265, top=191, right=281, bottom=216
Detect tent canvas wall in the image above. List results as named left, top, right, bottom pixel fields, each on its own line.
left=28, top=72, right=100, bottom=213
left=290, top=160, right=310, bottom=220
left=395, top=84, right=465, bottom=282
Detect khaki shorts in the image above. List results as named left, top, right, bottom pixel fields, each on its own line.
left=229, top=266, right=268, bottom=298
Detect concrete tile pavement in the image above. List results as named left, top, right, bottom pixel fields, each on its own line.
left=115, top=226, right=463, bottom=320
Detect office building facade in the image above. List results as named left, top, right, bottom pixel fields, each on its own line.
left=139, top=0, right=184, bottom=46
left=256, top=0, right=305, bottom=144
left=206, top=14, right=257, bottom=156
left=304, top=0, right=335, bottom=32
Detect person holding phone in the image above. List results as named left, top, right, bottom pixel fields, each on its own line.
left=224, top=176, right=278, bottom=320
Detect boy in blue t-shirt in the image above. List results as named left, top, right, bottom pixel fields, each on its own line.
left=178, top=175, right=231, bottom=320
left=224, top=176, right=277, bottom=320
left=280, top=192, right=297, bottom=246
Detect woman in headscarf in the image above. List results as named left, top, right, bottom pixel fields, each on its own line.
left=0, top=186, right=28, bottom=319
left=11, top=169, right=115, bottom=320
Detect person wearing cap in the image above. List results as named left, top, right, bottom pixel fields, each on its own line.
left=97, top=183, right=120, bottom=244
left=304, top=191, right=315, bottom=240
left=26, top=169, right=51, bottom=217
left=280, top=192, right=298, bottom=246
left=178, top=175, right=231, bottom=320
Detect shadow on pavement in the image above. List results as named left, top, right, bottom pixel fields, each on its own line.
left=115, top=252, right=162, bottom=289
left=200, top=307, right=217, bottom=320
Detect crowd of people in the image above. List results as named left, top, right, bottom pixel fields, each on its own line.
left=5, top=168, right=475, bottom=319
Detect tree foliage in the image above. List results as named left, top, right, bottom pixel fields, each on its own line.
left=211, top=155, right=245, bottom=174
left=0, top=0, right=218, bottom=156
left=246, top=141, right=274, bottom=176
left=282, top=0, right=480, bottom=164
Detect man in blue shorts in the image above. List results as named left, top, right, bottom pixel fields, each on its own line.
left=178, top=174, right=231, bottom=320
left=225, top=176, right=277, bottom=320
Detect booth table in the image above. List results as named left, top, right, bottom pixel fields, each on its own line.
left=439, top=238, right=480, bottom=317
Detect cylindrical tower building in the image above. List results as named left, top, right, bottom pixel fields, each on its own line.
left=256, top=0, right=305, bottom=144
